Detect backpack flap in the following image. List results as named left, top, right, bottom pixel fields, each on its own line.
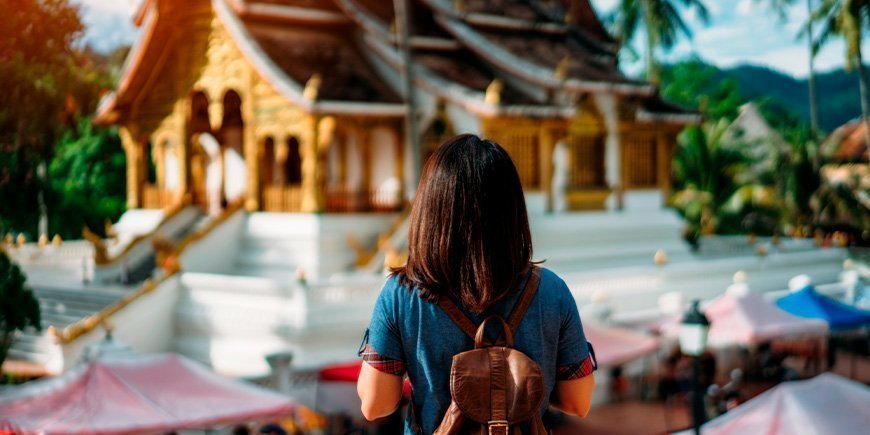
left=449, top=346, right=546, bottom=427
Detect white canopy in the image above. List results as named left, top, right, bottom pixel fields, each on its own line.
left=0, top=353, right=294, bottom=434
left=584, top=321, right=659, bottom=366
left=688, top=373, right=870, bottom=435
left=663, top=287, right=829, bottom=348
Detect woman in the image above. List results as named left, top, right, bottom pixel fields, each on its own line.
left=357, top=134, right=596, bottom=434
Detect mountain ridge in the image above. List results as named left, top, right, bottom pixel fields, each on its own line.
left=711, top=64, right=863, bottom=132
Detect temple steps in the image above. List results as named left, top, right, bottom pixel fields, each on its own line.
left=8, top=285, right=126, bottom=366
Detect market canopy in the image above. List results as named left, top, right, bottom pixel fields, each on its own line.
left=0, top=353, right=294, bottom=434
left=663, top=285, right=829, bottom=347
left=777, top=285, right=870, bottom=330
left=690, top=373, right=870, bottom=435
left=583, top=321, right=659, bottom=366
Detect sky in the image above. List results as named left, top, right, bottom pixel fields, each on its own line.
left=75, top=0, right=860, bottom=79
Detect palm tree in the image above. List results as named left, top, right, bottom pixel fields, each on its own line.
left=610, top=0, right=710, bottom=84
left=670, top=120, right=781, bottom=245
left=811, top=0, right=870, bottom=146
left=758, top=0, right=821, bottom=135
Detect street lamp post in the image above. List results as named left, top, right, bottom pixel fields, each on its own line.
left=679, top=300, right=710, bottom=435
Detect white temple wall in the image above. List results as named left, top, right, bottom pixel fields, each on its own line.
left=592, top=92, right=622, bottom=211
left=370, top=127, right=399, bottom=196
left=223, top=147, right=247, bottom=203
left=180, top=209, right=245, bottom=273
left=163, top=141, right=181, bottom=193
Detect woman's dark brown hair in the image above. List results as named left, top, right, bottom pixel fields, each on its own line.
left=392, top=134, right=533, bottom=313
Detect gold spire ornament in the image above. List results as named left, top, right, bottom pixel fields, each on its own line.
left=654, top=249, right=668, bottom=266
left=38, top=234, right=48, bottom=247
left=16, top=233, right=26, bottom=246
left=303, top=74, right=322, bottom=101
left=485, top=78, right=503, bottom=105
left=52, top=234, right=63, bottom=246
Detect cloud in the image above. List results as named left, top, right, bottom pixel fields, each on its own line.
left=73, top=0, right=139, bottom=52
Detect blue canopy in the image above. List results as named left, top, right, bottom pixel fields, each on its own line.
left=776, top=286, right=870, bottom=331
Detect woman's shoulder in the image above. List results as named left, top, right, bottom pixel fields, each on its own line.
left=377, top=273, right=420, bottom=306
left=534, top=267, right=574, bottom=304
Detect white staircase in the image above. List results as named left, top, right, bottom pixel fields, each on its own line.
left=8, top=285, right=126, bottom=368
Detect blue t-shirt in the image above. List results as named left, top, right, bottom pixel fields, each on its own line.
left=361, top=267, right=592, bottom=434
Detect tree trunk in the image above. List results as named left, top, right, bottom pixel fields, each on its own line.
left=806, top=0, right=820, bottom=136
left=645, top=3, right=659, bottom=85
left=856, top=50, right=870, bottom=151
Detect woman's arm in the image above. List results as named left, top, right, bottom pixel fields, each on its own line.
left=357, top=361, right=404, bottom=420
left=551, top=373, right=595, bottom=418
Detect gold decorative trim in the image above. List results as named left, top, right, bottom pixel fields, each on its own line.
left=53, top=200, right=247, bottom=345
left=86, top=199, right=189, bottom=266
left=51, top=267, right=181, bottom=344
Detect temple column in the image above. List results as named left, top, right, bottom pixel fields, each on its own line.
left=656, top=131, right=673, bottom=207
left=538, top=123, right=556, bottom=212
left=154, top=136, right=166, bottom=194
left=301, top=115, right=326, bottom=212
left=392, top=124, right=405, bottom=205
left=174, top=98, right=189, bottom=201
left=120, top=126, right=140, bottom=209
left=359, top=126, right=372, bottom=210
left=243, top=91, right=259, bottom=211
left=593, top=93, right=623, bottom=210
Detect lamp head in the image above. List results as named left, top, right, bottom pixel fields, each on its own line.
left=679, top=300, right=710, bottom=357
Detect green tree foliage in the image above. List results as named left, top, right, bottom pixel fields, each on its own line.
left=0, top=250, right=41, bottom=371
left=0, top=0, right=124, bottom=239
left=671, top=121, right=784, bottom=246
left=608, top=0, right=710, bottom=83
left=811, top=0, right=870, bottom=144
left=659, top=59, right=744, bottom=121
left=48, top=119, right=126, bottom=239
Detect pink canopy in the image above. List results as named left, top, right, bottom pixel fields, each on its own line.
left=694, top=373, right=870, bottom=435
left=664, top=291, right=829, bottom=347
left=584, top=321, right=659, bottom=366
left=0, top=353, right=294, bottom=434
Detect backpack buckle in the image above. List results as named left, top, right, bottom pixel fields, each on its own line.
left=488, top=420, right=509, bottom=435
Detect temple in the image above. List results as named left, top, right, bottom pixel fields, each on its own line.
left=95, top=0, right=697, bottom=214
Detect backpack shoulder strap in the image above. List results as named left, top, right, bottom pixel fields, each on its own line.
left=506, top=266, right=541, bottom=333
left=436, top=266, right=542, bottom=341
left=437, top=296, right=479, bottom=340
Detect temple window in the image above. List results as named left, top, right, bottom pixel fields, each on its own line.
left=143, top=139, right=157, bottom=184
left=189, top=91, right=211, bottom=134
left=285, top=136, right=302, bottom=185
left=568, top=134, right=606, bottom=188
left=492, top=129, right=541, bottom=189
left=622, top=133, right=658, bottom=188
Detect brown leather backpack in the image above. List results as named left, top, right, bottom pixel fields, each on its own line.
left=432, top=267, right=548, bottom=435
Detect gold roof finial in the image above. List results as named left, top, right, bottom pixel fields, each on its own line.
left=303, top=74, right=322, bottom=101
left=485, top=78, right=503, bottom=105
